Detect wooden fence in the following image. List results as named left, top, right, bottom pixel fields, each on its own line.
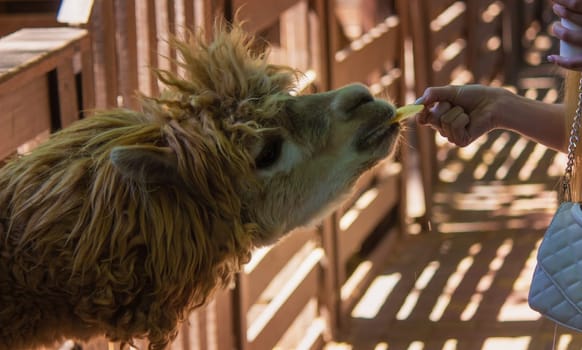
left=0, top=0, right=552, bottom=349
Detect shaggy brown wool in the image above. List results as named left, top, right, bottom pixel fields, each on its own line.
left=0, top=22, right=295, bottom=350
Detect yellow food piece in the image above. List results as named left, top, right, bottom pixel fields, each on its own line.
left=392, top=104, right=424, bottom=123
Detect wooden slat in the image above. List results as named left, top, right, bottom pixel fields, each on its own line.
left=114, top=0, right=139, bottom=108
left=430, top=8, right=465, bottom=50
left=428, top=0, right=460, bottom=21
left=340, top=227, right=400, bottom=315
left=337, top=171, right=400, bottom=278
left=213, top=289, right=235, bottom=350
left=432, top=48, right=466, bottom=86
left=0, top=76, right=51, bottom=160
left=56, top=59, right=79, bottom=127
left=0, top=27, right=88, bottom=90
left=332, top=16, right=401, bottom=88
left=81, top=35, right=96, bottom=115
left=135, top=0, right=159, bottom=97
left=247, top=248, right=322, bottom=350
left=243, top=228, right=315, bottom=307
left=0, top=13, right=60, bottom=36
left=233, top=0, right=301, bottom=33
left=91, top=0, right=118, bottom=108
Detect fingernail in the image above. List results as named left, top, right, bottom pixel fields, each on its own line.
left=414, top=96, right=425, bottom=105
left=553, top=3, right=565, bottom=16
left=547, top=55, right=556, bottom=63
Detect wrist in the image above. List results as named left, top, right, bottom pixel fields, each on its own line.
left=490, top=88, right=518, bottom=130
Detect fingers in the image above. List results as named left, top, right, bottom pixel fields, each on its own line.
left=553, top=21, right=582, bottom=46
left=548, top=54, right=582, bottom=70
left=416, top=101, right=449, bottom=128
left=416, top=85, right=460, bottom=107
left=441, top=106, right=471, bottom=146
left=416, top=101, right=471, bottom=147
left=553, top=0, right=582, bottom=15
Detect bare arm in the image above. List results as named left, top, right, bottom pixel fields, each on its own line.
left=416, top=85, right=567, bottom=153
left=497, top=91, right=567, bottom=152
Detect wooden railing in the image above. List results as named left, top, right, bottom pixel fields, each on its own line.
left=0, top=0, right=553, bottom=349
left=0, top=26, right=93, bottom=160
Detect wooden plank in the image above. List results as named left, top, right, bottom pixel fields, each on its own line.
left=430, top=9, right=465, bottom=51
left=80, top=36, right=96, bottom=115
left=243, top=228, right=315, bottom=307
left=320, top=215, right=341, bottom=337
left=409, top=0, right=432, bottom=92
left=135, top=0, right=159, bottom=97
left=331, top=16, right=401, bottom=88
left=56, top=59, right=79, bottom=127
left=338, top=169, right=376, bottom=215
left=0, top=27, right=88, bottom=89
left=0, top=14, right=60, bottom=37
left=213, top=289, right=235, bottom=350
left=340, top=227, right=401, bottom=315
left=0, top=76, right=51, bottom=160
left=427, top=0, right=460, bottom=21
left=91, top=0, right=118, bottom=107
left=233, top=0, right=300, bottom=33
left=337, top=172, right=400, bottom=279
left=114, top=0, right=139, bottom=108
left=181, top=0, right=195, bottom=44
left=432, top=46, right=466, bottom=86
left=247, top=248, right=322, bottom=350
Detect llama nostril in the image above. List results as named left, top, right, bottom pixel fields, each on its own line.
left=351, top=93, right=374, bottom=112
left=332, top=84, right=375, bottom=114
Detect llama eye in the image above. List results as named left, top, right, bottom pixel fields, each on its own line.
left=254, top=137, right=283, bottom=169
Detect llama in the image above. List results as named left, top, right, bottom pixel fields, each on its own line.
left=0, top=22, right=402, bottom=349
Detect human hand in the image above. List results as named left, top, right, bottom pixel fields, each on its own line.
left=415, top=85, right=503, bottom=147
left=548, top=0, right=582, bottom=70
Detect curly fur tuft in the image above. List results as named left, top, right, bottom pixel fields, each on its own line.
left=0, top=21, right=297, bottom=350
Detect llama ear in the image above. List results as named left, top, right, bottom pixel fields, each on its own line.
left=110, top=145, right=180, bottom=184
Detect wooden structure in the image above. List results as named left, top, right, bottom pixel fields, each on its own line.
left=0, top=27, right=93, bottom=161
left=0, top=0, right=557, bottom=349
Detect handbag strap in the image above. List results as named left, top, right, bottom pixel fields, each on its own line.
left=562, top=75, right=582, bottom=202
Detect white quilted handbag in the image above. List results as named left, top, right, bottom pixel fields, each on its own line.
left=529, top=202, right=582, bottom=331
left=528, top=76, right=582, bottom=332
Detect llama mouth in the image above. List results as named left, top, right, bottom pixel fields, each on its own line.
left=355, top=123, right=399, bottom=152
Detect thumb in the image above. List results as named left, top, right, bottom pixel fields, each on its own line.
left=416, top=86, right=461, bottom=106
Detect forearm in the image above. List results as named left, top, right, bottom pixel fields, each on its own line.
left=496, top=91, right=567, bottom=153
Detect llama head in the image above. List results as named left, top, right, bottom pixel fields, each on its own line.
left=110, top=23, right=401, bottom=247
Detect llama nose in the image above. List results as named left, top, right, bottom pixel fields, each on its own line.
left=331, top=83, right=374, bottom=115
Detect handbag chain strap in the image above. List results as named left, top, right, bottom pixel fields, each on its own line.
left=562, top=75, right=582, bottom=202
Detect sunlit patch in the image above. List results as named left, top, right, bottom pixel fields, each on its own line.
left=433, top=39, right=466, bottom=71
left=473, top=132, right=510, bottom=180
left=459, top=239, right=512, bottom=320
left=374, top=342, right=389, bottom=350
left=481, top=1, right=502, bottom=23
left=342, top=261, right=373, bottom=302
left=407, top=341, right=424, bottom=350
left=340, top=188, right=379, bottom=230
left=482, top=337, right=531, bottom=350
left=351, top=273, right=401, bottom=319
left=548, top=153, right=567, bottom=177
left=430, top=2, right=466, bottom=32
left=497, top=238, right=541, bottom=321
left=396, top=261, right=439, bottom=320
left=486, top=36, right=501, bottom=51
left=443, top=339, right=458, bottom=350
left=495, top=136, right=528, bottom=180
left=429, top=244, right=481, bottom=321
left=557, top=334, right=573, bottom=350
